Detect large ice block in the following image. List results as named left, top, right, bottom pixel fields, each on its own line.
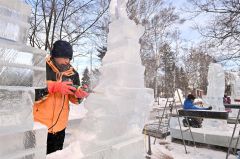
left=0, top=47, right=45, bottom=132
left=0, top=122, right=48, bottom=159
left=170, top=117, right=240, bottom=149
left=0, top=47, right=46, bottom=88
left=0, top=0, right=31, bottom=43
left=0, top=88, right=34, bottom=134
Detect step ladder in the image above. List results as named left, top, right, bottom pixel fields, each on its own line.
left=144, top=89, right=196, bottom=156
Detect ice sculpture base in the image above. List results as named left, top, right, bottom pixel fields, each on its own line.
left=170, top=117, right=240, bottom=148
left=82, top=136, right=144, bottom=159
left=47, top=136, right=145, bottom=159
left=0, top=122, right=47, bottom=159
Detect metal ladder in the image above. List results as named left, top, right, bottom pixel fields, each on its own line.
left=153, top=89, right=196, bottom=154
left=226, top=107, right=240, bottom=159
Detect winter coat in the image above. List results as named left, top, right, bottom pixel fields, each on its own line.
left=33, top=56, right=80, bottom=133
left=183, top=98, right=208, bottom=110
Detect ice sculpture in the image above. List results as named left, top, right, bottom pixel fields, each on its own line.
left=226, top=72, right=240, bottom=117
left=202, top=63, right=227, bottom=128
left=0, top=0, right=47, bottom=158
left=231, top=73, right=240, bottom=101
left=78, top=0, right=153, bottom=156
left=49, top=0, right=154, bottom=158
left=205, top=63, right=225, bottom=110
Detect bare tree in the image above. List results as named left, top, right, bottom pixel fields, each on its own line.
left=187, top=0, right=240, bottom=62
left=132, top=1, right=179, bottom=98
left=26, top=0, right=110, bottom=52
left=183, top=46, right=215, bottom=93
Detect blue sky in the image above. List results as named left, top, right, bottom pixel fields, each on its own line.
left=168, top=0, right=204, bottom=44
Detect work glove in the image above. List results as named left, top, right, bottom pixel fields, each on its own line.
left=207, top=106, right=212, bottom=110
left=48, top=81, right=76, bottom=95
left=74, top=87, right=89, bottom=99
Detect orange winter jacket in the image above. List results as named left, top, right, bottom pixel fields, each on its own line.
left=33, top=56, right=81, bottom=133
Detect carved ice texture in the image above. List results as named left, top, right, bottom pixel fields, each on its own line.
left=231, top=73, right=240, bottom=101
left=79, top=0, right=153, bottom=153
left=0, top=0, right=47, bottom=158
left=52, top=0, right=154, bottom=158
left=202, top=63, right=227, bottom=129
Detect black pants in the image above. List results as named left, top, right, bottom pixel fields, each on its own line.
left=47, top=128, right=66, bottom=154
left=183, top=117, right=203, bottom=128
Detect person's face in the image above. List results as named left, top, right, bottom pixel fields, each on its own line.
left=54, top=57, right=70, bottom=65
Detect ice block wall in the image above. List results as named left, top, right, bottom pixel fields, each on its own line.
left=0, top=0, right=47, bottom=158
left=0, top=0, right=46, bottom=134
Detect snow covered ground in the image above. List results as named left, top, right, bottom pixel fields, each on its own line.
left=45, top=101, right=239, bottom=159
left=46, top=102, right=238, bottom=159
left=149, top=137, right=236, bottom=159
left=48, top=133, right=238, bottom=159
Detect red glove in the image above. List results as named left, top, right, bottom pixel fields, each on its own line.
left=75, top=87, right=89, bottom=98
left=82, top=85, right=88, bottom=89
left=48, top=81, right=76, bottom=95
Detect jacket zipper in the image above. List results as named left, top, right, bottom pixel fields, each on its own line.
left=51, top=93, right=56, bottom=133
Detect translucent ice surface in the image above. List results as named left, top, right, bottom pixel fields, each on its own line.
left=0, top=122, right=47, bottom=159
left=206, top=63, right=225, bottom=111
left=0, top=1, right=47, bottom=158
left=0, top=0, right=31, bottom=43
left=75, top=0, right=154, bottom=156
left=203, top=63, right=227, bottom=129
left=34, top=0, right=154, bottom=158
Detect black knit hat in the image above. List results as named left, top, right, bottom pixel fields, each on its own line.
left=51, top=40, right=73, bottom=60
left=187, top=94, right=196, bottom=100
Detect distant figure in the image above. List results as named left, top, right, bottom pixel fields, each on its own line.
left=223, top=94, right=231, bottom=104
left=183, top=94, right=212, bottom=110
left=223, top=94, right=231, bottom=112
left=182, top=94, right=212, bottom=128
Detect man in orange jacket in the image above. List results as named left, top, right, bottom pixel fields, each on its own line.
left=33, top=40, right=88, bottom=154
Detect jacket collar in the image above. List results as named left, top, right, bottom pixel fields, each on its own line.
left=46, top=55, right=75, bottom=81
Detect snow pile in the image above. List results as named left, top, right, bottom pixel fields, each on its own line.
left=47, top=141, right=84, bottom=159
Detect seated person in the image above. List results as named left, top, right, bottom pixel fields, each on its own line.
left=182, top=94, right=212, bottom=128
left=223, top=94, right=232, bottom=112
left=223, top=94, right=231, bottom=104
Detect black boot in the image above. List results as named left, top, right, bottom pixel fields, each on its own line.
left=182, top=119, right=189, bottom=127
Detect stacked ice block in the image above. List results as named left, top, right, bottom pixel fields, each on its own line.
left=75, top=0, right=154, bottom=158
left=0, top=0, right=47, bottom=158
